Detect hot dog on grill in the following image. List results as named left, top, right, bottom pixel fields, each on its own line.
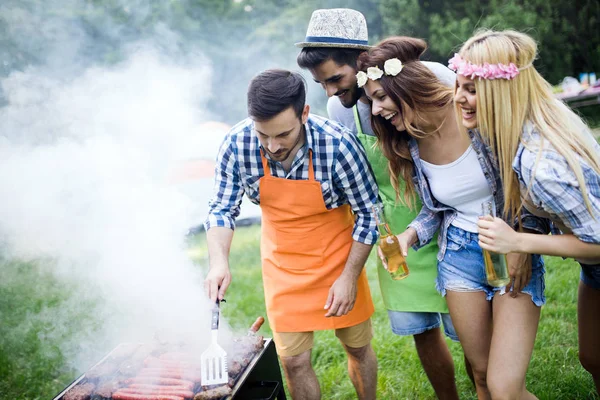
left=124, top=377, right=194, bottom=390
left=249, top=317, right=265, bottom=334
left=112, top=393, right=184, bottom=400
left=117, top=387, right=194, bottom=398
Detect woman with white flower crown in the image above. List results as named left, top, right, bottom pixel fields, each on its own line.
left=356, top=36, right=549, bottom=399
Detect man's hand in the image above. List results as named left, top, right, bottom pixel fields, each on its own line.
left=204, top=265, right=231, bottom=302
left=505, top=252, right=532, bottom=297
left=324, top=274, right=358, bottom=317
left=478, top=216, right=522, bottom=254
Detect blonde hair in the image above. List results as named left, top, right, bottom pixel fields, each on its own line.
left=456, top=29, right=600, bottom=222
left=358, top=36, right=454, bottom=207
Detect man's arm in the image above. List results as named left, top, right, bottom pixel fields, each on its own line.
left=203, top=130, right=245, bottom=301
left=204, top=227, right=234, bottom=302
left=326, top=131, right=379, bottom=317
left=324, top=241, right=373, bottom=317
left=332, top=129, right=379, bottom=246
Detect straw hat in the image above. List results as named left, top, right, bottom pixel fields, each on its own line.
left=295, top=8, right=370, bottom=50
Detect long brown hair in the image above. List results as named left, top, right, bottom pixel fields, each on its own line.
left=357, top=37, right=454, bottom=207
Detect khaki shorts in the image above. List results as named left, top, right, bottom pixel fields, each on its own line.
left=272, top=319, right=373, bottom=357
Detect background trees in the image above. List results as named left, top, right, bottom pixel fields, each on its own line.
left=0, top=0, right=598, bottom=123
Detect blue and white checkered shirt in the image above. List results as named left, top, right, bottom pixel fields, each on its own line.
left=514, top=123, right=600, bottom=244
left=204, top=114, right=379, bottom=245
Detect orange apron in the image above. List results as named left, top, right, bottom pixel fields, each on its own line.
left=259, top=149, right=374, bottom=332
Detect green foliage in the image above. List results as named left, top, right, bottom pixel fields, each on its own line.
left=0, top=260, right=101, bottom=399
left=379, top=0, right=599, bottom=84
left=2, top=0, right=598, bottom=121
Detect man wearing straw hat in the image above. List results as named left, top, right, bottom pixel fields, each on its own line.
left=297, top=8, right=467, bottom=399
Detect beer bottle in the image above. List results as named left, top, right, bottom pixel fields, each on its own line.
left=481, top=201, right=510, bottom=287
left=372, top=205, right=409, bottom=280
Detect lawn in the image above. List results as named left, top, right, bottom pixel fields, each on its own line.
left=0, top=225, right=598, bottom=399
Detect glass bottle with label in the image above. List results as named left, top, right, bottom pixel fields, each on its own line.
left=372, top=205, right=409, bottom=280
left=481, top=201, right=510, bottom=287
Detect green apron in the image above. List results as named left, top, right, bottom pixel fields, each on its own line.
left=353, top=106, right=448, bottom=313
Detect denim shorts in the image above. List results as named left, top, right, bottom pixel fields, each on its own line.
left=387, top=310, right=459, bottom=342
left=580, top=262, right=600, bottom=290
left=436, top=225, right=546, bottom=306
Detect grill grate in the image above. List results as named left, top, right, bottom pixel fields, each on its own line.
left=53, top=338, right=286, bottom=400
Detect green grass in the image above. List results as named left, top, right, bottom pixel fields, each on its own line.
left=1, top=226, right=598, bottom=399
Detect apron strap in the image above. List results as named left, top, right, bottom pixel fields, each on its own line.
left=260, top=149, right=272, bottom=177
left=307, top=149, right=315, bottom=181
left=353, top=105, right=364, bottom=135
left=260, top=148, right=316, bottom=181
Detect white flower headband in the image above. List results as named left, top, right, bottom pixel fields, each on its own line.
left=356, top=58, right=403, bottom=88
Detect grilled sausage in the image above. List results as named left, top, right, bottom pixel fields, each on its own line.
left=159, top=352, right=198, bottom=362
left=117, top=387, right=194, bottom=398
left=144, top=356, right=200, bottom=370
left=127, top=384, right=191, bottom=391
left=137, top=368, right=202, bottom=382
left=249, top=316, right=265, bottom=333
left=124, top=377, right=194, bottom=389
left=112, top=393, right=184, bottom=400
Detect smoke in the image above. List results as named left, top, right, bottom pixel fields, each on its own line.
left=0, top=2, right=241, bottom=374
left=0, top=0, right=341, bottom=381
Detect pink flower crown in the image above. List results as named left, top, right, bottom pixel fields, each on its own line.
left=448, top=53, right=523, bottom=80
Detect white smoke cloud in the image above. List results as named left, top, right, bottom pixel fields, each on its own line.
left=0, top=45, right=238, bottom=370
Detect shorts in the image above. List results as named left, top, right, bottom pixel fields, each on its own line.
left=580, top=262, right=600, bottom=290
left=436, top=225, right=546, bottom=307
left=387, top=310, right=459, bottom=342
left=272, top=318, right=373, bottom=357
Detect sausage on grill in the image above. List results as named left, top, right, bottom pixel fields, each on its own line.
left=124, top=377, right=194, bottom=389
left=117, top=387, right=194, bottom=398
left=112, top=392, right=184, bottom=400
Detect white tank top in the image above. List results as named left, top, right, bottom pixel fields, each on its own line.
left=421, top=145, right=494, bottom=232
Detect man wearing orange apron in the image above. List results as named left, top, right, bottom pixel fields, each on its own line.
left=204, top=69, right=379, bottom=399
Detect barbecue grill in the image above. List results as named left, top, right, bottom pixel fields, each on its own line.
left=53, top=338, right=286, bottom=400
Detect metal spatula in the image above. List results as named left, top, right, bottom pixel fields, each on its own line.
left=201, top=300, right=228, bottom=386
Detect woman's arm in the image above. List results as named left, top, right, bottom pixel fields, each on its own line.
left=406, top=200, right=442, bottom=250
left=517, top=232, right=600, bottom=261
left=478, top=216, right=600, bottom=260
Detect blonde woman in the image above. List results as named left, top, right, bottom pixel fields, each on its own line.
left=357, top=37, right=548, bottom=399
left=452, top=29, right=600, bottom=393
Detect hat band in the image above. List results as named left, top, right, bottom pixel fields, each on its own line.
left=304, top=36, right=368, bottom=46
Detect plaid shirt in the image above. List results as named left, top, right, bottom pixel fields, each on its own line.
left=409, top=129, right=551, bottom=261
left=514, top=123, right=600, bottom=244
left=204, top=114, right=379, bottom=245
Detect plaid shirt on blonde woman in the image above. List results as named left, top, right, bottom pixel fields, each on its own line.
left=204, top=114, right=380, bottom=245
left=513, top=124, right=600, bottom=244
